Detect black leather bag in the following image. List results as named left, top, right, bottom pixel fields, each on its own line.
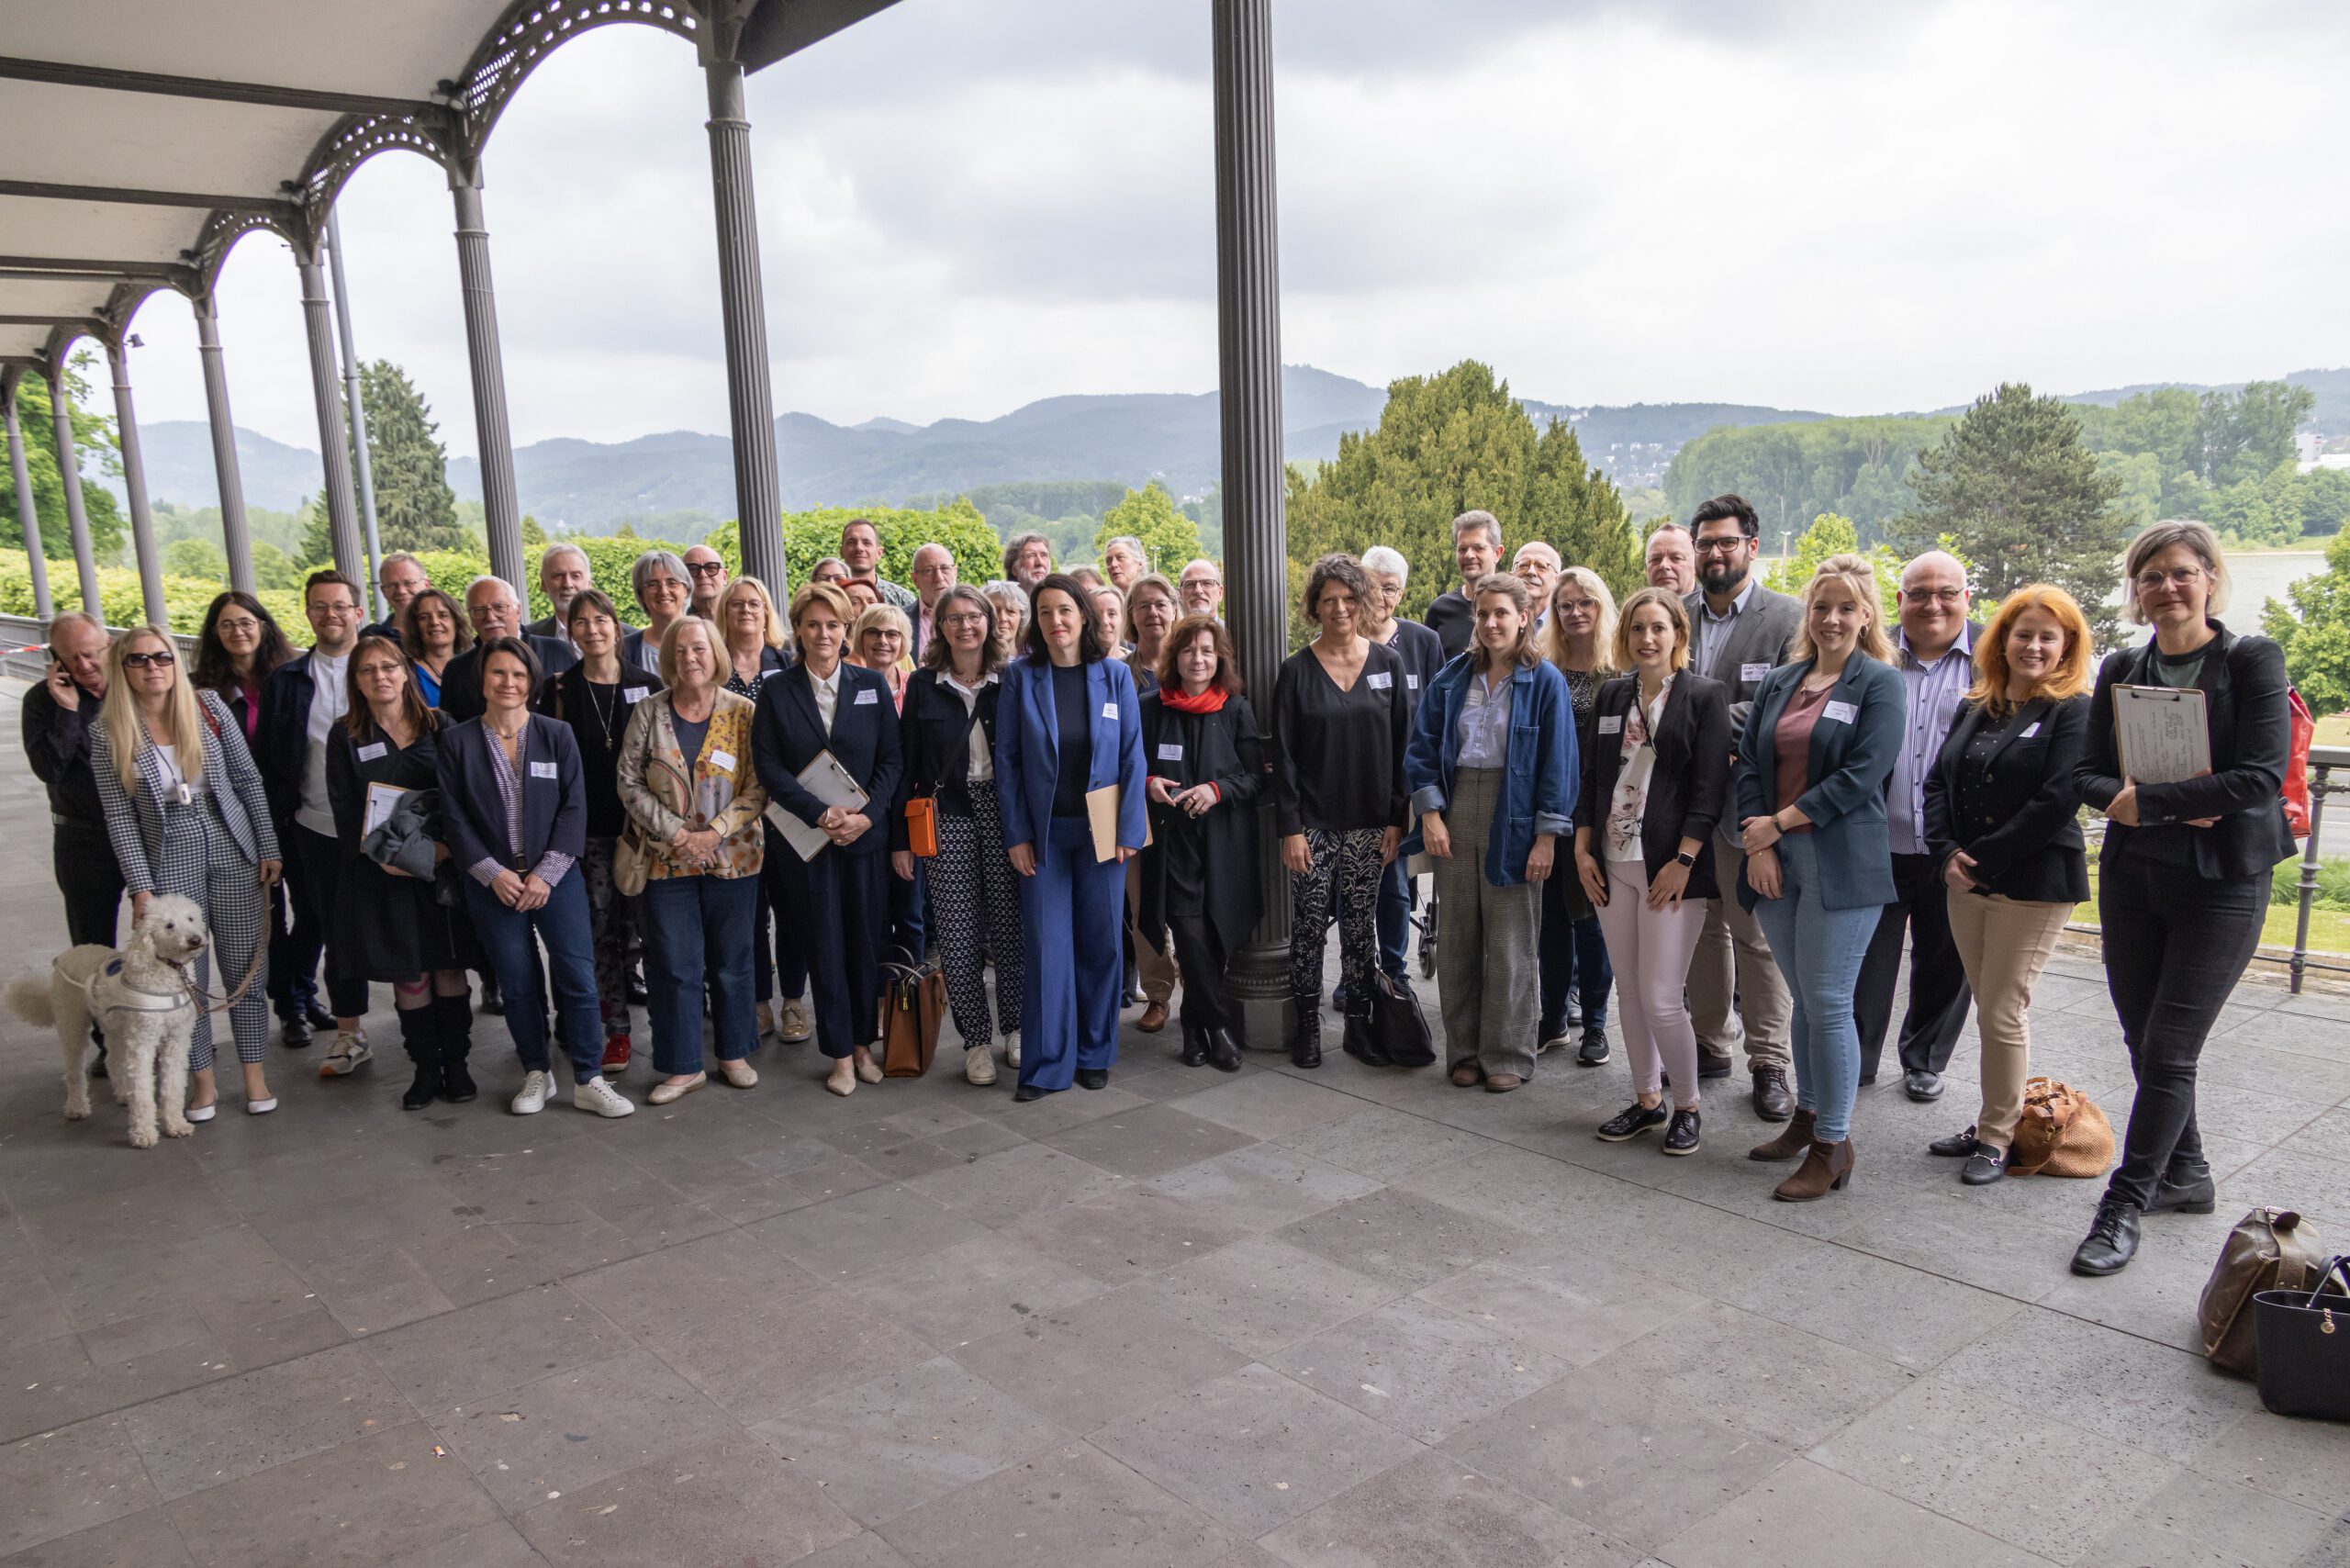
left=2253, top=1255, right=2350, bottom=1421
left=1369, top=971, right=1435, bottom=1068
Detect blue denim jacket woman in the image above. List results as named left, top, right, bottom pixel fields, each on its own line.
left=1403, top=654, right=1577, bottom=884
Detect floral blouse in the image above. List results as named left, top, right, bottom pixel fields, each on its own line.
left=1604, top=676, right=1672, bottom=863
left=614, top=689, right=767, bottom=879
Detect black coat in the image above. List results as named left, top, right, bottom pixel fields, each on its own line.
left=534, top=662, right=665, bottom=839
left=891, top=668, right=1003, bottom=853
left=326, top=713, right=474, bottom=978
left=1424, top=590, right=1473, bottom=661
left=438, top=633, right=577, bottom=723
left=1924, top=693, right=2092, bottom=905
left=2076, top=621, right=2297, bottom=882
left=1137, top=691, right=1265, bottom=952
left=20, top=675, right=106, bottom=828
left=752, top=662, right=904, bottom=859
left=1573, top=672, right=1731, bottom=900
left=255, top=652, right=325, bottom=824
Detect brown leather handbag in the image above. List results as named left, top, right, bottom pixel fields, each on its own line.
left=2007, top=1078, right=2114, bottom=1179
left=2202, top=1207, right=2328, bottom=1377
left=879, top=948, right=947, bottom=1078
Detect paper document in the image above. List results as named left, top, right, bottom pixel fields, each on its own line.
left=2113, top=685, right=2211, bottom=785
left=765, top=749, right=870, bottom=861
left=362, top=782, right=411, bottom=837
left=1085, top=783, right=1151, bottom=862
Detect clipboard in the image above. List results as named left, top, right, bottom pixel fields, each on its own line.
left=764, top=749, right=870, bottom=861
left=2113, top=684, right=2211, bottom=786
left=1085, top=783, right=1151, bottom=862
left=362, top=781, right=411, bottom=836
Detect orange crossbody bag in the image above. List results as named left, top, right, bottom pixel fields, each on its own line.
left=904, top=796, right=939, bottom=858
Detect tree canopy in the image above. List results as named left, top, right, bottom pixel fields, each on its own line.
left=2263, top=525, right=2350, bottom=713
left=1095, top=482, right=1203, bottom=577
left=3, top=357, right=129, bottom=564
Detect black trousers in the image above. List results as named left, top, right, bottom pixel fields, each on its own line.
left=53, top=822, right=124, bottom=950
left=773, top=846, right=887, bottom=1058
left=288, top=823, right=371, bottom=1019
left=2099, top=850, right=2269, bottom=1210
left=1852, top=850, right=1973, bottom=1080
left=1168, top=914, right=1237, bottom=1036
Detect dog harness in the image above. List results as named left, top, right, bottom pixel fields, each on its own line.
left=71, top=958, right=196, bottom=1019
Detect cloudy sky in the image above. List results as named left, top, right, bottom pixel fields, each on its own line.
left=119, top=0, right=2348, bottom=462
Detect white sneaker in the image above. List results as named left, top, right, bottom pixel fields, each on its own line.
left=777, top=998, right=813, bottom=1043
left=319, top=1030, right=372, bottom=1076
left=1002, top=1034, right=1021, bottom=1070
left=511, top=1070, right=553, bottom=1115
left=965, top=1046, right=997, bottom=1086
left=574, top=1076, right=636, bottom=1118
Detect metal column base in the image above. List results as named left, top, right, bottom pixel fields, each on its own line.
left=1225, top=935, right=1294, bottom=1054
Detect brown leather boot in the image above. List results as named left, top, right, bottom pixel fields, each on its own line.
left=1748, top=1106, right=1815, bottom=1162
left=1773, top=1137, right=1855, bottom=1202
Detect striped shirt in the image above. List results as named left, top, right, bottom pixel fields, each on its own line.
left=1885, top=623, right=1975, bottom=855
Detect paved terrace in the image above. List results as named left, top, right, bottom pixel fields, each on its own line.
left=0, top=684, right=2344, bottom=1568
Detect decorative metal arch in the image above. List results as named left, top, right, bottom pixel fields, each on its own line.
left=189, top=202, right=305, bottom=289
left=295, top=109, right=464, bottom=236
left=458, top=0, right=704, bottom=147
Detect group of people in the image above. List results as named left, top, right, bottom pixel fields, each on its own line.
left=22, top=500, right=2293, bottom=1278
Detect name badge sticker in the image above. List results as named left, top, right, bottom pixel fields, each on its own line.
left=1596, top=715, right=1624, bottom=735
left=1822, top=700, right=1858, bottom=724
left=621, top=687, right=643, bottom=705
left=2021, top=722, right=2042, bottom=738
left=1367, top=671, right=1393, bottom=690
left=1405, top=674, right=1419, bottom=689
left=1158, top=743, right=1184, bottom=762
left=356, top=742, right=388, bottom=762
left=710, top=749, right=736, bottom=772
left=1740, top=662, right=1772, bottom=682
left=530, top=760, right=560, bottom=779
left=1102, top=701, right=1119, bottom=720
left=854, top=688, right=879, bottom=706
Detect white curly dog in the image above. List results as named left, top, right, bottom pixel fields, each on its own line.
left=7, top=894, right=210, bottom=1148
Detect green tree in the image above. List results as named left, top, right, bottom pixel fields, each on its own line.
left=2263, top=526, right=2350, bottom=712
left=1889, top=384, right=2132, bottom=644
left=3, top=358, right=129, bottom=563
left=701, top=500, right=1004, bottom=599
left=1764, top=514, right=1907, bottom=622
left=2199, top=380, right=2316, bottom=488
left=251, top=539, right=304, bottom=590
left=2295, top=467, right=2350, bottom=538
left=1095, top=481, right=1203, bottom=576
left=162, top=536, right=228, bottom=582
left=357, top=361, right=468, bottom=553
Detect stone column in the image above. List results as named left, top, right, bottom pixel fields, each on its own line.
left=704, top=58, right=786, bottom=590
left=451, top=166, right=526, bottom=594
left=1211, top=0, right=1294, bottom=1050
left=5, top=387, right=52, bottom=621
left=190, top=291, right=254, bottom=592
left=47, top=355, right=103, bottom=616
left=106, top=339, right=168, bottom=627
left=296, top=249, right=365, bottom=581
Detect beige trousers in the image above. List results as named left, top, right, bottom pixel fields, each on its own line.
left=1687, top=828, right=1793, bottom=1071
left=1125, top=857, right=1177, bottom=1005
left=1942, top=889, right=2072, bottom=1150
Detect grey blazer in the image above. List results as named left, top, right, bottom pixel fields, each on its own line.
left=90, top=689, right=282, bottom=896
left=1683, top=581, right=1801, bottom=744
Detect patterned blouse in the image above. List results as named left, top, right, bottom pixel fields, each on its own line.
left=1604, top=676, right=1673, bottom=864
left=476, top=731, right=576, bottom=889
left=614, top=689, right=767, bottom=880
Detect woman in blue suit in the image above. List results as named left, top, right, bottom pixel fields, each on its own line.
left=1734, top=554, right=1904, bottom=1202
left=752, top=582, right=903, bottom=1097
left=997, top=573, right=1148, bottom=1102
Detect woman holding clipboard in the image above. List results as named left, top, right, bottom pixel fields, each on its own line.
left=328, top=634, right=477, bottom=1110
left=752, top=581, right=902, bottom=1097
left=996, top=573, right=1147, bottom=1102
left=2069, top=521, right=2296, bottom=1278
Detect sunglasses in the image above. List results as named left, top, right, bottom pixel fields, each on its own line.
left=124, top=650, right=177, bottom=669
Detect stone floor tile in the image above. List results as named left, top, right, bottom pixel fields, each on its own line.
left=0, top=1505, right=194, bottom=1567
left=1124, top=1235, right=1401, bottom=1360
left=1831, top=1182, right=2087, bottom=1302
left=1807, top=1375, right=2177, bottom=1564
left=515, top=1435, right=858, bottom=1567
left=1412, top=1239, right=1700, bottom=1369
left=2197, top=1038, right=2350, bottom=1103
left=375, top=1521, right=544, bottom=1568
left=2221, top=1145, right=2350, bottom=1221
left=2189, top=1402, right=2350, bottom=1514
left=1001, top=1182, right=1258, bottom=1285
left=1274, top=1187, right=1545, bottom=1292
left=358, top=1284, right=636, bottom=1415
left=0, top=1330, right=232, bottom=1447
left=2037, top=1213, right=2248, bottom=1354
left=1718, top=1238, right=2025, bottom=1371
left=1163, top=1073, right=1371, bottom=1140
left=799, top=1532, right=918, bottom=1568
left=2183, top=1081, right=2336, bottom=1148
left=1144, top=1144, right=1382, bottom=1234
left=2224, top=1008, right=2350, bottom=1063
left=1444, top=1370, right=1794, bottom=1551
left=703, top=1153, right=893, bottom=1225
left=859, top=1121, right=1032, bottom=1183
left=0, top=1416, right=162, bottom=1558
left=749, top=1182, right=979, bottom=1281
left=2076, top=1468, right=2333, bottom=1568
left=842, top=1234, right=1111, bottom=1350
left=1091, top=1362, right=1423, bottom=1538
left=902, top=1140, right=1124, bottom=1222
left=949, top=1292, right=1247, bottom=1434
left=1656, top=1457, right=2050, bottom=1568
left=1274, top=1106, right=1499, bottom=1182
left=1257, top=1447, right=1638, bottom=1568
left=119, top=1342, right=411, bottom=1501
left=1036, top=1103, right=1261, bottom=1179
left=162, top=1420, right=501, bottom=1568
left=1267, top=1298, right=1569, bottom=1443
left=966, top=1082, right=1153, bottom=1136
left=875, top=1440, right=1240, bottom=1568
left=751, top=1355, right=1066, bottom=1525
left=422, top=1347, right=743, bottom=1514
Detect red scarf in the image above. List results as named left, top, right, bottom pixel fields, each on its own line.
left=1159, top=685, right=1228, bottom=714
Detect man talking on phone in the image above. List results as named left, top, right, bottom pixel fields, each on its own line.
left=21, top=613, right=125, bottom=1066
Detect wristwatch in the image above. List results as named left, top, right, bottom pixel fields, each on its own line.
left=1674, top=849, right=1697, bottom=868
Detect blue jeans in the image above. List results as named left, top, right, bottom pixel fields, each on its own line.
left=1748, top=833, right=1878, bottom=1143
left=640, top=873, right=759, bottom=1076
left=1374, top=858, right=1412, bottom=980
left=1539, top=874, right=1611, bottom=1034
left=463, top=872, right=602, bottom=1085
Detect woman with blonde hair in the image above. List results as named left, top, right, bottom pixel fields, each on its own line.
left=1404, top=572, right=1575, bottom=1092
left=1540, top=566, right=1620, bottom=1064
left=1736, top=554, right=1903, bottom=1201
left=90, top=626, right=284, bottom=1120
left=717, top=574, right=790, bottom=699
left=851, top=602, right=914, bottom=712
left=1921, top=584, right=2095, bottom=1187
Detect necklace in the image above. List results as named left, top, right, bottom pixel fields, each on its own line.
left=583, top=678, right=622, bottom=751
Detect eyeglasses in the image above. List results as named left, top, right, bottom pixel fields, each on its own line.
left=123, top=650, right=176, bottom=669
left=686, top=561, right=727, bottom=577
left=1902, top=588, right=1965, bottom=605
left=1694, top=537, right=1749, bottom=555
left=941, top=612, right=990, bottom=629
left=2134, top=566, right=2204, bottom=593
left=215, top=617, right=262, bottom=634
left=311, top=601, right=361, bottom=618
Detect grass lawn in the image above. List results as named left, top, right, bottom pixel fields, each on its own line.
left=2076, top=868, right=2350, bottom=954
left=2317, top=711, right=2350, bottom=748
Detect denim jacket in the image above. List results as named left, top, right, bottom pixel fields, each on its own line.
left=1402, top=653, right=1576, bottom=886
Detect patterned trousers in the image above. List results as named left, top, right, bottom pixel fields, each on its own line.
left=1288, top=826, right=1384, bottom=1014
left=579, top=835, right=632, bottom=1040
left=145, top=801, right=269, bottom=1070
left=927, top=780, right=1025, bottom=1049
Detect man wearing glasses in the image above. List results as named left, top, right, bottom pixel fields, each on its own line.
left=23, top=614, right=126, bottom=1067
left=258, top=571, right=374, bottom=1065
left=683, top=543, right=730, bottom=622
left=910, top=542, right=957, bottom=655
left=1681, top=494, right=1802, bottom=1120
left=364, top=552, right=431, bottom=643
left=1852, top=551, right=1978, bottom=1102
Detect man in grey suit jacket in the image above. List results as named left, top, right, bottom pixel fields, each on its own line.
left=522, top=543, right=593, bottom=655
left=1681, top=494, right=1801, bottom=1120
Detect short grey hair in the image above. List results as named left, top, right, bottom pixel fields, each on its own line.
left=2123, top=519, right=2232, bottom=623
left=47, top=610, right=106, bottom=646
left=1001, top=531, right=1050, bottom=577
left=539, top=542, right=589, bottom=573
left=377, top=550, right=424, bottom=578
left=1451, top=510, right=1503, bottom=549
left=464, top=573, right=519, bottom=605
left=630, top=548, right=690, bottom=608
left=1514, top=540, right=1561, bottom=569
left=1179, top=557, right=1222, bottom=584
left=1360, top=545, right=1409, bottom=584
left=1103, top=534, right=1145, bottom=562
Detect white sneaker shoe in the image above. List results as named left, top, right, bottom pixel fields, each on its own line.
left=1002, top=1034, right=1021, bottom=1070
left=319, top=1030, right=372, bottom=1076
left=965, top=1046, right=997, bottom=1086
left=574, top=1076, right=636, bottom=1118
left=511, top=1070, right=553, bottom=1115
left=777, top=998, right=813, bottom=1043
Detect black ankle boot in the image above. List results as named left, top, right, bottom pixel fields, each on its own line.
left=1341, top=1011, right=1391, bottom=1066
left=2071, top=1198, right=2143, bottom=1276
left=1207, top=1027, right=1242, bottom=1072
left=1180, top=1023, right=1209, bottom=1068
left=397, top=1007, right=441, bottom=1111
left=2148, top=1161, right=2216, bottom=1215
left=435, top=994, right=477, bottom=1103
left=1291, top=1009, right=1324, bottom=1070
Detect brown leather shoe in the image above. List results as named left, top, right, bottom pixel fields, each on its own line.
left=1748, top=1106, right=1816, bottom=1162
left=1751, top=1065, right=1795, bottom=1122
left=1138, top=1002, right=1169, bottom=1034
left=1484, top=1072, right=1525, bottom=1093
left=1773, top=1137, right=1854, bottom=1202
left=1449, top=1060, right=1484, bottom=1088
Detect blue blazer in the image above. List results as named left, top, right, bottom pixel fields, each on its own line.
left=995, top=655, right=1147, bottom=854
left=751, top=662, right=903, bottom=858
left=435, top=713, right=588, bottom=878
left=1402, top=654, right=1576, bottom=886
left=1734, top=653, right=1904, bottom=912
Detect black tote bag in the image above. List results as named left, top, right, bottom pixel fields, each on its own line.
left=2253, top=1255, right=2350, bottom=1421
